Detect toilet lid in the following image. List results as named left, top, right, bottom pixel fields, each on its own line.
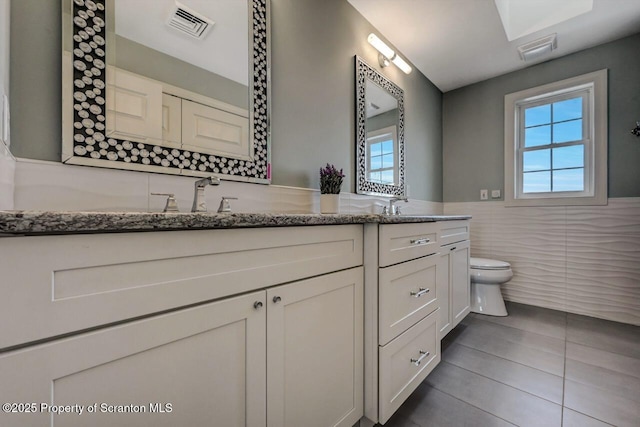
left=470, top=257, right=511, bottom=270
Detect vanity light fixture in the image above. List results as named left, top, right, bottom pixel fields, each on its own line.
left=367, top=33, right=412, bottom=74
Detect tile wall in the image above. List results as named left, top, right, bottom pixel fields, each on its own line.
left=444, top=199, right=640, bottom=326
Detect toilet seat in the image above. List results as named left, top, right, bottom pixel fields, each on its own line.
left=470, top=257, right=510, bottom=270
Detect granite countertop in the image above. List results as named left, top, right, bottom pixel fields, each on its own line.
left=0, top=210, right=471, bottom=236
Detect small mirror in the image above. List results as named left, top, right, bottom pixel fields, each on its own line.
left=355, top=56, right=405, bottom=196
left=62, top=0, right=270, bottom=183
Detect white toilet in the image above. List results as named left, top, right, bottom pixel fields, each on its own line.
left=469, top=257, right=512, bottom=316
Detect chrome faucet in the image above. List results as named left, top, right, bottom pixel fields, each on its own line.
left=382, top=197, right=409, bottom=215
left=191, top=176, right=221, bottom=212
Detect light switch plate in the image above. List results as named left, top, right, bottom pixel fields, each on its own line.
left=480, top=189, right=488, bottom=200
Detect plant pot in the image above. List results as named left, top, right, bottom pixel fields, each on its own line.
left=320, top=194, right=340, bottom=214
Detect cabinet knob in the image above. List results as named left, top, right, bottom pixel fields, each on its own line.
left=272, top=296, right=282, bottom=304
left=253, top=301, right=263, bottom=310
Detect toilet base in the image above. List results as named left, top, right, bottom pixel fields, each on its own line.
left=470, top=282, right=508, bottom=316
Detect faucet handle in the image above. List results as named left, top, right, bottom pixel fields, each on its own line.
left=151, top=193, right=180, bottom=213
left=217, top=197, right=238, bottom=213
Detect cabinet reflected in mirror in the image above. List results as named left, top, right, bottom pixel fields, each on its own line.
left=355, top=57, right=405, bottom=196
left=61, top=0, right=270, bottom=183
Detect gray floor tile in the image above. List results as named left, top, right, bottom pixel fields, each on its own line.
left=566, top=341, right=640, bottom=380
left=443, top=343, right=564, bottom=404
left=465, top=316, right=566, bottom=356
left=426, top=362, right=562, bottom=427
left=565, top=358, right=640, bottom=403
left=452, top=320, right=565, bottom=376
left=562, top=408, right=614, bottom=427
left=381, top=412, right=421, bottom=427
left=564, top=379, right=640, bottom=427
left=394, top=383, right=515, bottom=427
left=566, top=314, right=640, bottom=359
left=472, top=301, right=567, bottom=339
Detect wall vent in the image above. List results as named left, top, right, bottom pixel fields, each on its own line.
left=166, top=2, right=215, bottom=40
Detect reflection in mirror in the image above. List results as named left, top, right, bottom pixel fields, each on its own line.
left=355, top=56, right=405, bottom=196
left=61, top=0, right=270, bottom=183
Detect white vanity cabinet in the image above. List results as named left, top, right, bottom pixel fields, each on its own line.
left=437, top=220, right=471, bottom=339
left=0, top=225, right=363, bottom=427
left=373, top=222, right=444, bottom=424
left=364, top=219, right=471, bottom=425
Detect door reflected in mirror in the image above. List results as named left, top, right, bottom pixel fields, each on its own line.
left=355, top=56, right=405, bottom=196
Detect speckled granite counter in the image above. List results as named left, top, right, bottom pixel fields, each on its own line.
left=0, top=211, right=471, bottom=235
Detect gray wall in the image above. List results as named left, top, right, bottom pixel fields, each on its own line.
left=116, top=36, right=248, bottom=110
left=443, top=33, right=640, bottom=202
left=9, top=0, right=443, bottom=201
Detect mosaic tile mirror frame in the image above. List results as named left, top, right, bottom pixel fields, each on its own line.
left=62, top=0, right=271, bottom=183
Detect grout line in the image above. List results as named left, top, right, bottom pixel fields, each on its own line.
left=452, top=341, right=564, bottom=379
left=438, top=359, right=564, bottom=406
left=471, top=313, right=567, bottom=341
left=421, top=382, right=518, bottom=427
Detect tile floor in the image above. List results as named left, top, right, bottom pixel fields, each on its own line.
left=383, top=302, right=640, bottom=427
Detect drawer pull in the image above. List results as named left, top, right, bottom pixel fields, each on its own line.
left=410, top=238, right=430, bottom=245
left=410, top=350, right=430, bottom=366
left=450, top=246, right=457, bottom=251
left=410, top=287, right=430, bottom=298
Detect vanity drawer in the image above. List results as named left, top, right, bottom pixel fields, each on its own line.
left=438, top=220, right=470, bottom=246
left=379, top=254, right=439, bottom=345
left=0, top=225, right=363, bottom=350
left=379, top=223, right=439, bottom=267
left=378, top=309, right=440, bottom=424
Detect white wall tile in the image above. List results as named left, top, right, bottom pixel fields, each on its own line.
left=446, top=198, right=640, bottom=325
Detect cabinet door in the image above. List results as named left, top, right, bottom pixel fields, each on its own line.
left=0, top=292, right=267, bottom=427
left=267, top=267, right=363, bottom=427
left=106, top=68, right=163, bottom=143
left=450, top=240, right=471, bottom=327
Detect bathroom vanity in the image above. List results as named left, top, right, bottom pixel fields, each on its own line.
left=0, top=212, right=470, bottom=427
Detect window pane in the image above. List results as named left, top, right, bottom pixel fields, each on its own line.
left=553, top=145, right=584, bottom=169
left=553, top=168, right=584, bottom=192
left=370, top=142, right=382, bottom=156
left=370, top=155, right=382, bottom=170
left=553, top=97, right=582, bottom=122
left=523, top=171, right=551, bottom=193
left=523, top=149, right=550, bottom=172
left=381, top=140, right=394, bottom=154
left=525, top=104, right=550, bottom=127
left=553, top=119, right=582, bottom=143
left=381, top=170, right=395, bottom=184
left=382, top=154, right=394, bottom=168
left=368, top=171, right=381, bottom=182
left=525, top=125, right=551, bottom=147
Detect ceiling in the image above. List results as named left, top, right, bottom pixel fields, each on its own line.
left=115, top=0, right=248, bottom=86
left=348, top=0, right=640, bottom=92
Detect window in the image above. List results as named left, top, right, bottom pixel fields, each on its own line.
left=504, top=70, right=608, bottom=206
left=367, top=125, right=398, bottom=185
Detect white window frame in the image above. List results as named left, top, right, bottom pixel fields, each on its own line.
left=504, top=69, right=608, bottom=207
left=367, top=125, right=398, bottom=185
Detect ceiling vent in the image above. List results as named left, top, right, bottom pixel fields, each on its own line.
left=518, top=34, right=557, bottom=61
left=167, top=2, right=215, bottom=40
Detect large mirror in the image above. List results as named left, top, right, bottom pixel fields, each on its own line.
left=355, top=56, right=405, bottom=196
left=62, top=0, right=270, bottom=183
